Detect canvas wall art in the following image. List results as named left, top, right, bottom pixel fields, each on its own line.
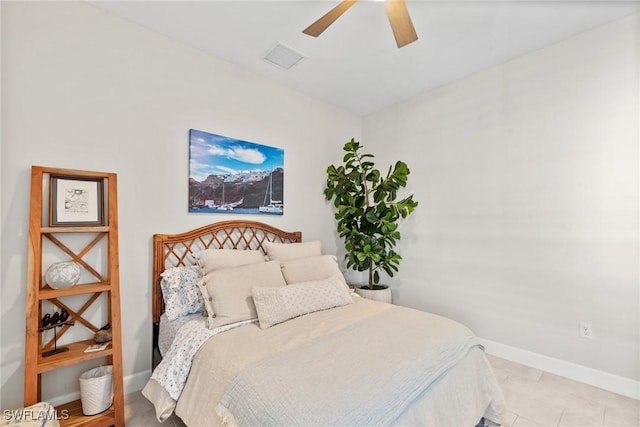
left=189, top=129, right=284, bottom=215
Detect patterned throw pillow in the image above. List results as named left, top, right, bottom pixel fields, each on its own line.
left=252, top=276, right=353, bottom=329
left=160, top=266, right=204, bottom=321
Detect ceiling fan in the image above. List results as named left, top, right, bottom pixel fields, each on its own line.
left=303, top=0, right=418, bottom=48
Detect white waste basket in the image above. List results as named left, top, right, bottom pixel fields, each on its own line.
left=79, top=365, right=113, bottom=415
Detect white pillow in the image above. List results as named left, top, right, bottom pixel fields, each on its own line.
left=279, top=255, right=348, bottom=288
left=263, top=240, right=322, bottom=261
left=200, top=260, right=286, bottom=329
left=195, top=249, right=266, bottom=275
left=160, top=266, right=204, bottom=321
left=253, top=276, right=353, bottom=329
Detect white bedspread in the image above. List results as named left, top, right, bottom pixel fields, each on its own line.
left=144, top=297, right=505, bottom=426
left=217, top=306, right=481, bottom=426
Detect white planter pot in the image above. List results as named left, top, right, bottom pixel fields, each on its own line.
left=355, top=286, right=392, bottom=304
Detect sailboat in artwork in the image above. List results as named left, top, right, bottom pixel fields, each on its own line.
left=259, top=169, right=283, bottom=214
left=218, top=180, right=244, bottom=211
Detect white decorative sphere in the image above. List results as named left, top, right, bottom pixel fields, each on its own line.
left=45, top=261, right=81, bottom=289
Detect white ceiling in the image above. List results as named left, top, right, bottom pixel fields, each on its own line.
left=90, top=1, right=639, bottom=116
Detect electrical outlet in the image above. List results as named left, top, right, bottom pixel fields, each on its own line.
left=580, top=322, right=593, bottom=339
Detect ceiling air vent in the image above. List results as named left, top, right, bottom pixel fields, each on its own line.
left=263, top=43, right=306, bottom=70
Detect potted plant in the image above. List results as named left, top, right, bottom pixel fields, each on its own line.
left=324, top=138, right=418, bottom=302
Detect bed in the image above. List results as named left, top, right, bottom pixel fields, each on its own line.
left=143, top=220, right=505, bottom=426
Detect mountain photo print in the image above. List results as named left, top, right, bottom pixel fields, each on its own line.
left=189, top=129, right=284, bottom=215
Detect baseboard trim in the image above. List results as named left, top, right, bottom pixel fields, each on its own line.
left=479, top=338, right=640, bottom=400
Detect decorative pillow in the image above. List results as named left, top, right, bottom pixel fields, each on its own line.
left=201, top=260, right=286, bottom=329
left=279, top=255, right=348, bottom=288
left=253, top=276, right=353, bottom=329
left=195, top=249, right=266, bottom=275
left=263, top=240, right=322, bottom=261
left=160, top=266, right=204, bottom=321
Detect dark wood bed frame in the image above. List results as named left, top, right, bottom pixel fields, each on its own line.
left=151, top=220, right=302, bottom=368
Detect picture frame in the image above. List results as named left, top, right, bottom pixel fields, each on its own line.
left=188, top=129, right=284, bottom=215
left=49, top=175, right=104, bottom=226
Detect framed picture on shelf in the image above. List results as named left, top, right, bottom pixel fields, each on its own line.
left=49, top=175, right=104, bottom=226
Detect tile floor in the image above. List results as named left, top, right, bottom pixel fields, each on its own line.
left=486, top=355, right=640, bottom=427
left=125, top=355, right=640, bottom=426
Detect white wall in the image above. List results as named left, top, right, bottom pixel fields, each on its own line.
left=0, top=1, right=360, bottom=409
left=364, top=14, right=639, bottom=384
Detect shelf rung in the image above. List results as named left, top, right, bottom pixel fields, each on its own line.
left=41, top=226, right=110, bottom=233
left=37, top=339, right=112, bottom=373
left=38, top=283, right=110, bottom=299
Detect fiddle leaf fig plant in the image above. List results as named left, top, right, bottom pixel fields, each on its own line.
left=324, top=138, right=418, bottom=289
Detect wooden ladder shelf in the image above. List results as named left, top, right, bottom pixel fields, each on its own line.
left=24, top=166, right=124, bottom=427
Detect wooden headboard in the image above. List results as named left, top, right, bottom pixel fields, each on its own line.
left=151, top=220, right=301, bottom=367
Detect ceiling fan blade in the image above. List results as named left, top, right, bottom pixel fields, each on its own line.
left=385, top=0, right=418, bottom=48
left=303, top=1, right=358, bottom=37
